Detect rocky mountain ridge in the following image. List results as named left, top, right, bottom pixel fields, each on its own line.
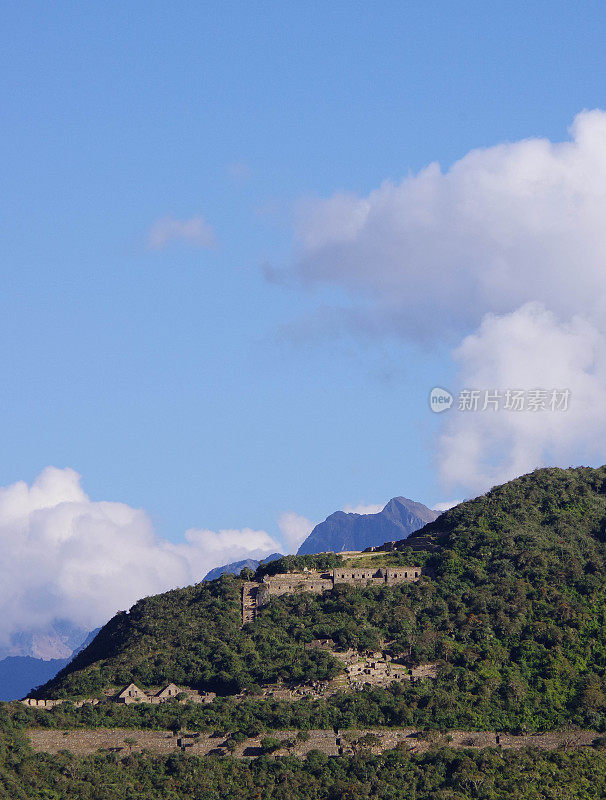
left=297, top=496, right=438, bottom=554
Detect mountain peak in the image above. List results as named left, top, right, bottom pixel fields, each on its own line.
left=297, top=496, right=438, bottom=555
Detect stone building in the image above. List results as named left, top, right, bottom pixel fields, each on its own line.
left=22, top=683, right=214, bottom=709
left=332, top=567, right=420, bottom=585
left=155, top=683, right=180, bottom=701
left=256, top=572, right=334, bottom=606
left=117, top=682, right=185, bottom=704
left=242, top=560, right=421, bottom=624
left=117, top=683, right=148, bottom=704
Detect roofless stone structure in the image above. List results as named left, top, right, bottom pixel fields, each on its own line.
left=242, top=562, right=421, bottom=624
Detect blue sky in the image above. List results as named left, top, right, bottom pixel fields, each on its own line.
left=3, top=0, right=606, bottom=550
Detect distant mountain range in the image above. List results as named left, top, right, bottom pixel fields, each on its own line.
left=6, top=619, right=91, bottom=661
left=0, top=628, right=100, bottom=701
left=203, top=553, right=283, bottom=581
left=0, top=656, right=71, bottom=702
left=297, top=496, right=438, bottom=555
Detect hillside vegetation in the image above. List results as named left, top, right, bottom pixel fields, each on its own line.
left=36, top=466, right=606, bottom=733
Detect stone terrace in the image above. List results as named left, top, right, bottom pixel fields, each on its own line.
left=27, top=726, right=601, bottom=758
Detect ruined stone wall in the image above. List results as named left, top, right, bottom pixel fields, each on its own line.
left=332, top=567, right=385, bottom=585
left=22, top=688, right=213, bottom=710
left=27, top=726, right=601, bottom=758
left=385, top=567, right=421, bottom=584
left=22, top=698, right=99, bottom=709
left=332, top=567, right=421, bottom=586
left=258, top=573, right=333, bottom=604
left=242, top=563, right=421, bottom=624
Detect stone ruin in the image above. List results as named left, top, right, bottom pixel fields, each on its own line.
left=242, top=563, right=421, bottom=624
left=21, top=697, right=97, bottom=710
left=21, top=683, right=215, bottom=709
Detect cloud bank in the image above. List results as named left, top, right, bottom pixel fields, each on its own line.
left=439, top=303, right=606, bottom=492
left=290, top=110, right=606, bottom=493
left=294, top=110, right=606, bottom=339
left=0, top=469, right=388, bottom=657
left=0, top=467, right=281, bottom=658
left=276, top=511, right=315, bottom=552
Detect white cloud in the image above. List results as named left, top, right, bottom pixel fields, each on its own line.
left=148, top=215, right=215, bottom=250
left=173, top=527, right=280, bottom=576
left=276, top=511, right=315, bottom=553
left=0, top=467, right=281, bottom=658
left=293, top=110, right=606, bottom=340
left=438, top=303, right=606, bottom=493
left=287, top=110, right=606, bottom=493
left=342, top=502, right=384, bottom=515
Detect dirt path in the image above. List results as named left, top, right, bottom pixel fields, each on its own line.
left=27, top=727, right=601, bottom=758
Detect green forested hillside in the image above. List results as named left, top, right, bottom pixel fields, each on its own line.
left=36, top=466, right=606, bottom=733
left=37, top=554, right=345, bottom=699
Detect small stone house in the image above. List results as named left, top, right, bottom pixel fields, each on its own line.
left=117, top=683, right=148, bottom=704
left=155, top=683, right=181, bottom=700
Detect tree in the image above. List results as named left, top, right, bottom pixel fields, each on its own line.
left=260, top=736, right=282, bottom=753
